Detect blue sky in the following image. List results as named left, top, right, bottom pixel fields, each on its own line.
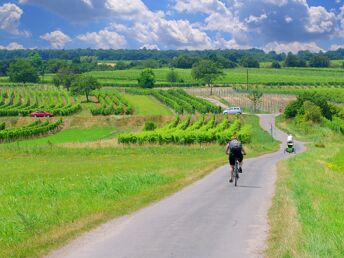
left=0, top=0, right=343, bottom=53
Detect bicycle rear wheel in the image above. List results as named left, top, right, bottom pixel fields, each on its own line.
left=234, top=161, right=239, bottom=187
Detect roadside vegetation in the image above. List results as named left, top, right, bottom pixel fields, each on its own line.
left=0, top=113, right=277, bottom=258
left=0, top=48, right=343, bottom=258
left=267, top=94, right=344, bottom=257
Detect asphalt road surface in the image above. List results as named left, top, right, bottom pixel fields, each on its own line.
left=48, top=114, right=304, bottom=258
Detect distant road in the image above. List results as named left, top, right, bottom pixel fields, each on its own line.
left=199, top=96, right=229, bottom=109
left=48, top=114, right=304, bottom=258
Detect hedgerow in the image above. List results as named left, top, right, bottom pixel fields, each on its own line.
left=125, top=88, right=221, bottom=114
left=0, top=119, right=63, bottom=142
left=90, top=89, right=133, bottom=115
left=118, top=115, right=251, bottom=145
left=0, top=87, right=81, bottom=116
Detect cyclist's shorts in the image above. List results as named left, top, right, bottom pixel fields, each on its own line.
left=229, top=153, right=243, bottom=166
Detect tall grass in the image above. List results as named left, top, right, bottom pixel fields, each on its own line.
left=0, top=114, right=278, bottom=257
left=267, top=116, right=344, bottom=257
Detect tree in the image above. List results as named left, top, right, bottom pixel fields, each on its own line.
left=309, top=54, right=330, bottom=67
left=171, top=55, right=198, bottom=68
left=138, top=69, right=155, bottom=88
left=28, top=51, right=42, bottom=69
left=8, top=59, right=39, bottom=83
left=247, top=90, right=263, bottom=113
left=166, top=68, right=179, bottom=83
left=240, top=56, right=260, bottom=68
left=271, top=61, right=281, bottom=69
left=303, top=101, right=322, bottom=123
left=71, top=75, right=100, bottom=102
left=0, top=60, right=10, bottom=76
left=284, top=53, right=307, bottom=67
left=140, top=59, right=161, bottom=69
left=115, top=61, right=128, bottom=70
left=53, top=67, right=75, bottom=90
left=192, top=59, right=224, bottom=95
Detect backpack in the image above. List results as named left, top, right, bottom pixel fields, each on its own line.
left=229, top=139, right=242, bottom=155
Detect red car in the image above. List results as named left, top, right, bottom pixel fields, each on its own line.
left=30, top=111, right=54, bottom=117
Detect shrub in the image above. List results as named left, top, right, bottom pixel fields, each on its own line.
left=303, top=101, right=322, bottom=123
left=144, top=121, right=157, bottom=131
left=138, top=69, right=155, bottom=88
left=166, top=68, right=179, bottom=83
left=271, top=61, right=281, bottom=69
left=284, top=100, right=300, bottom=118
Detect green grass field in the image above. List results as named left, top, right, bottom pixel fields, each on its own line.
left=0, top=114, right=278, bottom=258
left=6, top=126, right=115, bottom=146
left=123, top=93, right=173, bottom=116
left=83, top=67, right=344, bottom=86
left=1, top=66, right=344, bottom=87
left=267, top=117, right=344, bottom=257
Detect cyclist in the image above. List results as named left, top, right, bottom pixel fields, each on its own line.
left=225, top=135, right=246, bottom=183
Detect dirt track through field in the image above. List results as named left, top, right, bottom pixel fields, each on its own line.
left=48, top=114, right=304, bottom=258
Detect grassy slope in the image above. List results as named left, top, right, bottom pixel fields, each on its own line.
left=267, top=117, right=344, bottom=257
left=0, top=114, right=278, bottom=258
left=124, top=93, right=173, bottom=116
left=6, top=126, right=116, bottom=146
left=83, top=67, right=344, bottom=86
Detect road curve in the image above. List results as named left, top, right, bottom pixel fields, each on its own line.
left=48, top=114, right=304, bottom=258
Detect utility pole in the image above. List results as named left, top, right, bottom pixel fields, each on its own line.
left=246, top=67, right=249, bottom=91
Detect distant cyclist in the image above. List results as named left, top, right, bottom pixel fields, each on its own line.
left=225, top=135, right=246, bottom=183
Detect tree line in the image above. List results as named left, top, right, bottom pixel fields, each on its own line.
left=1, top=48, right=344, bottom=62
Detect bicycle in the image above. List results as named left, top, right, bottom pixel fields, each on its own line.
left=233, top=158, right=240, bottom=187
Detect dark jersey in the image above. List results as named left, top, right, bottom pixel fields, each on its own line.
left=229, top=139, right=242, bottom=156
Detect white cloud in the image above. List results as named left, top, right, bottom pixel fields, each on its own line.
left=245, top=14, right=267, bottom=24
left=77, top=29, right=127, bottom=49
left=213, top=36, right=251, bottom=49
left=330, top=44, right=344, bottom=50
left=0, top=42, right=24, bottom=50
left=175, top=0, right=228, bottom=14
left=285, top=16, right=293, bottom=23
left=264, top=41, right=323, bottom=54
left=104, top=0, right=156, bottom=20
left=40, top=30, right=71, bottom=49
left=337, top=5, right=344, bottom=36
left=306, top=6, right=336, bottom=33
left=0, top=3, right=30, bottom=36
left=104, top=0, right=214, bottom=50
left=81, top=0, right=93, bottom=8
left=177, top=0, right=247, bottom=39
left=140, top=44, right=159, bottom=50
left=174, top=0, right=338, bottom=47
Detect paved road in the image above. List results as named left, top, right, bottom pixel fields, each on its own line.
left=48, top=114, right=304, bottom=258
left=199, top=96, right=229, bottom=109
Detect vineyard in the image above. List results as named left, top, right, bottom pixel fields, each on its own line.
left=126, top=88, right=221, bottom=114
left=186, top=87, right=296, bottom=113
left=234, top=85, right=344, bottom=104
left=0, top=119, right=62, bottom=142
left=0, top=86, right=81, bottom=116
left=91, top=89, right=133, bottom=115
left=118, top=115, right=251, bottom=145
left=85, top=67, right=344, bottom=87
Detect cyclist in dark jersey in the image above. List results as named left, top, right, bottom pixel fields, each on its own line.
left=225, top=135, right=246, bottom=183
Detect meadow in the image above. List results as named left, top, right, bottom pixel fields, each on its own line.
left=0, top=61, right=343, bottom=258
left=0, top=114, right=278, bottom=258
left=83, top=67, right=344, bottom=86
left=2, top=66, right=344, bottom=88
left=267, top=116, right=344, bottom=257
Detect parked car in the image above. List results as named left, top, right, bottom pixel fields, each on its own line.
left=223, top=107, right=242, bottom=115
left=30, top=111, right=54, bottom=117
